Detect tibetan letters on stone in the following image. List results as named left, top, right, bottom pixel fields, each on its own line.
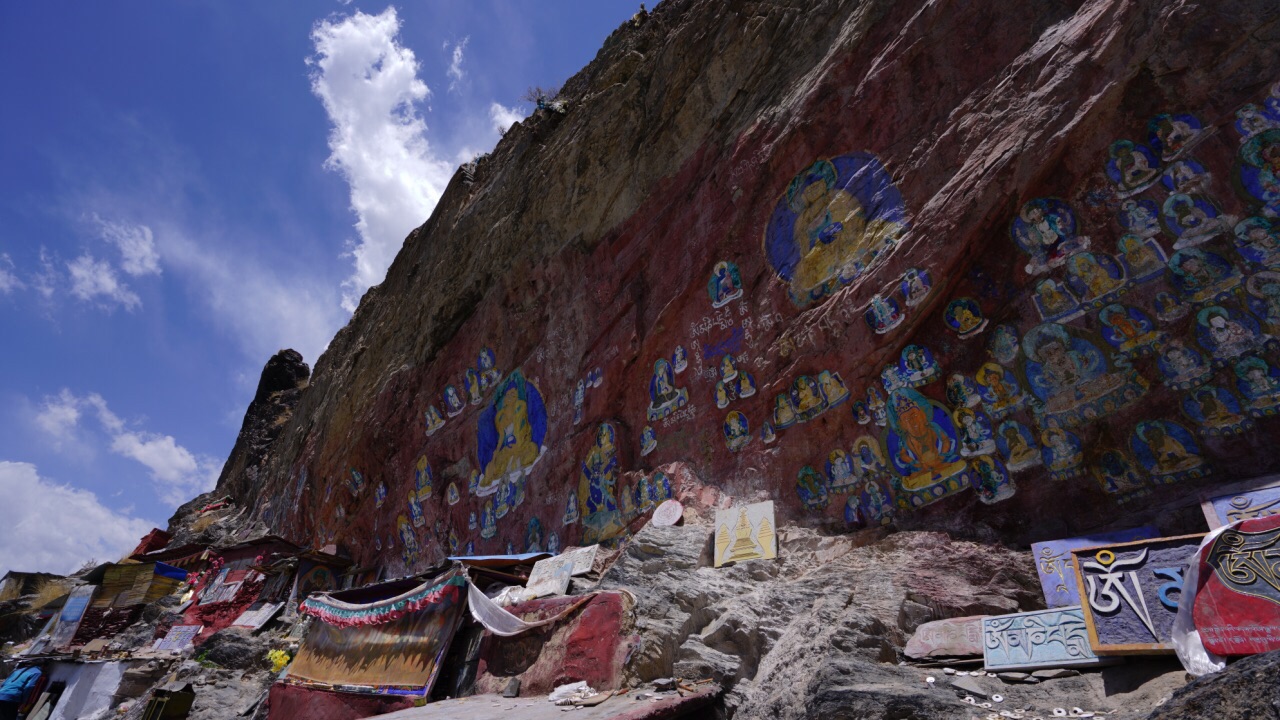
left=1071, top=534, right=1204, bottom=654
left=1192, top=514, right=1280, bottom=655
left=1031, top=526, right=1158, bottom=607
left=982, top=607, right=1106, bottom=671
left=1199, top=474, right=1280, bottom=530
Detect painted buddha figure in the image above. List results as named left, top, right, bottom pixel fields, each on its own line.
left=1120, top=200, right=1159, bottom=237
left=1000, top=423, right=1039, bottom=469
left=774, top=393, right=798, bottom=428
left=1235, top=357, right=1280, bottom=408
left=1236, top=218, right=1280, bottom=267
left=1199, top=307, right=1264, bottom=359
left=1110, top=140, right=1160, bottom=192
left=793, top=376, right=826, bottom=417
left=483, top=384, right=542, bottom=483
left=954, top=304, right=982, bottom=333
left=977, top=363, right=1022, bottom=412
left=1138, top=423, right=1198, bottom=474
left=1016, top=200, right=1073, bottom=261
left=819, top=370, right=848, bottom=404
left=720, top=354, right=739, bottom=381
left=1193, top=389, right=1243, bottom=428
left=425, top=405, right=445, bottom=434
left=1069, top=253, right=1123, bottom=301
left=1118, top=235, right=1163, bottom=277
left=647, top=359, right=687, bottom=419
left=579, top=424, right=622, bottom=542
left=885, top=388, right=967, bottom=491
left=1093, top=450, right=1144, bottom=495
left=788, top=160, right=870, bottom=294
left=414, top=455, right=433, bottom=493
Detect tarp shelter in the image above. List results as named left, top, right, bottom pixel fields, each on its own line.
left=287, top=568, right=467, bottom=693
left=43, top=660, right=136, bottom=720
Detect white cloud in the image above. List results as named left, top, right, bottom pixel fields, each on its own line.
left=33, top=248, right=57, bottom=300
left=93, top=215, right=161, bottom=276
left=309, top=7, right=454, bottom=312
left=154, top=223, right=344, bottom=367
left=33, top=390, right=219, bottom=506
left=0, top=461, right=155, bottom=577
left=489, top=102, right=524, bottom=135
left=0, top=254, right=22, bottom=294
left=67, top=253, right=141, bottom=311
left=447, top=37, right=468, bottom=91
left=34, top=390, right=82, bottom=448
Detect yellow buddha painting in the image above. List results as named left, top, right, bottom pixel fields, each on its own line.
left=883, top=388, right=968, bottom=492
left=764, top=154, right=909, bottom=306
left=475, top=370, right=548, bottom=497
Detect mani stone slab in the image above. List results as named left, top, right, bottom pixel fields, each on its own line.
left=904, top=615, right=987, bottom=659
left=982, top=606, right=1108, bottom=672
left=1071, top=534, right=1204, bottom=655
left=1199, top=474, right=1280, bottom=530
left=1030, top=526, right=1159, bottom=608
left=1192, top=513, right=1280, bottom=656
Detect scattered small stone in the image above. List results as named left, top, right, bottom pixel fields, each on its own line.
left=503, top=678, right=521, bottom=698
left=944, top=667, right=956, bottom=675
left=652, top=677, right=676, bottom=691
left=951, top=676, right=988, bottom=699
left=1032, top=668, right=1081, bottom=680
left=997, top=672, right=1030, bottom=683
left=925, top=676, right=936, bottom=685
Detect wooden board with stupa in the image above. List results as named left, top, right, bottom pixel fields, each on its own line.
left=715, top=501, right=777, bottom=567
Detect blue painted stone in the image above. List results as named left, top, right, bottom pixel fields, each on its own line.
left=1031, top=526, right=1159, bottom=607
left=982, top=606, right=1106, bottom=671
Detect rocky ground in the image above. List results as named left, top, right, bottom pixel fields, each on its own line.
left=597, top=520, right=1249, bottom=720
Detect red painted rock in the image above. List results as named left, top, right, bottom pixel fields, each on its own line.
left=904, top=615, right=987, bottom=659
left=1193, top=513, right=1280, bottom=656
left=199, top=0, right=1280, bottom=584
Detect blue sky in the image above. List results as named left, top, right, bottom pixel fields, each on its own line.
left=0, top=1, right=644, bottom=575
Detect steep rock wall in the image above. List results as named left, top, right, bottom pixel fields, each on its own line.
left=231, top=0, right=1280, bottom=575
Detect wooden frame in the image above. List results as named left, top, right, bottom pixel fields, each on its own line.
left=1070, top=533, right=1204, bottom=655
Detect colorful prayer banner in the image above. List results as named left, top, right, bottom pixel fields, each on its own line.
left=288, top=576, right=465, bottom=692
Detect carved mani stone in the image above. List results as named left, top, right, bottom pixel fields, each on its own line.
left=982, top=606, right=1109, bottom=671
left=1071, top=534, right=1204, bottom=654
left=1031, top=526, right=1159, bottom=607
left=904, top=615, right=986, bottom=659
left=1193, top=513, right=1280, bottom=656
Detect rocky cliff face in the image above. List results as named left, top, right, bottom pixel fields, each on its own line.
left=213, top=0, right=1278, bottom=620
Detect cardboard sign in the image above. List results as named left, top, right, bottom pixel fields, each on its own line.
left=525, top=556, right=574, bottom=598
left=1200, top=474, right=1280, bottom=530
left=982, top=606, right=1108, bottom=671
left=714, top=501, right=777, bottom=567
left=558, top=545, right=599, bottom=576
left=154, top=624, right=203, bottom=652
left=1193, top=514, right=1280, bottom=655
left=1031, top=527, right=1159, bottom=607
left=231, top=601, right=284, bottom=631
left=1071, top=534, right=1203, bottom=654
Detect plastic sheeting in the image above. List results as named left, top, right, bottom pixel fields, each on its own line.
left=465, top=580, right=594, bottom=636
left=46, top=660, right=134, bottom=720
left=1172, top=524, right=1231, bottom=677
